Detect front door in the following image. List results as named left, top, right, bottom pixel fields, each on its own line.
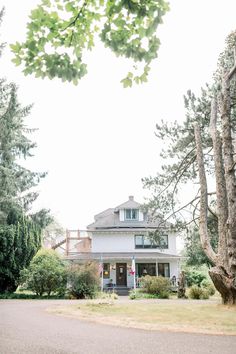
left=116, top=263, right=127, bottom=286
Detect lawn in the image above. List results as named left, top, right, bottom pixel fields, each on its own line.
left=49, top=299, right=236, bottom=335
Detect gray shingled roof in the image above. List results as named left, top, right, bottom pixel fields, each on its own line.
left=87, top=196, right=167, bottom=229
left=114, top=197, right=140, bottom=210
left=65, top=252, right=181, bottom=261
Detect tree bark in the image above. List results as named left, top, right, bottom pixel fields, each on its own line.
left=177, top=271, right=186, bottom=299
left=209, top=97, right=228, bottom=269
left=194, top=123, right=217, bottom=265
left=209, top=266, right=236, bottom=304
left=220, top=74, right=236, bottom=274
left=194, top=122, right=236, bottom=304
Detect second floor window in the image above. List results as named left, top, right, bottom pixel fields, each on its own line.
left=135, top=234, right=168, bottom=249
left=125, top=208, right=138, bottom=220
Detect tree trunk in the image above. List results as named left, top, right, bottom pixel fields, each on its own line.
left=194, top=121, right=236, bottom=305
left=209, top=267, right=236, bottom=305
left=177, top=271, right=186, bottom=299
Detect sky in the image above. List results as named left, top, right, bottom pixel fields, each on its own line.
left=0, top=0, right=236, bottom=230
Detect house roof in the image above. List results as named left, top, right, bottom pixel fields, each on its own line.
left=87, top=196, right=169, bottom=230
left=114, top=195, right=140, bottom=210
left=65, top=252, right=181, bottom=261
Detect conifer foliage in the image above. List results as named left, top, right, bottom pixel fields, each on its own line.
left=0, top=9, right=49, bottom=292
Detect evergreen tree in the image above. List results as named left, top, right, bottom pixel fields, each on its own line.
left=0, top=9, right=50, bottom=292
left=0, top=80, right=46, bottom=221
left=185, top=215, right=218, bottom=268
left=0, top=212, right=42, bottom=292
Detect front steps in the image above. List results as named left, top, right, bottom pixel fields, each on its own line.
left=104, top=286, right=130, bottom=296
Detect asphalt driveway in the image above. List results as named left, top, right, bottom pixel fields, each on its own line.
left=0, top=300, right=235, bottom=354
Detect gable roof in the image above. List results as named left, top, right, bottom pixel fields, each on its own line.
left=114, top=196, right=140, bottom=210
left=94, top=208, right=114, bottom=220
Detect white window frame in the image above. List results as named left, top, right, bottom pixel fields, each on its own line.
left=125, top=208, right=139, bottom=220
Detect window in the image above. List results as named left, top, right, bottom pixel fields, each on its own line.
left=158, top=235, right=168, bottom=248
left=143, top=236, right=152, bottom=248
left=125, top=208, right=138, bottom=220
left=135, top=235, right=143, bottom=248
left=137, top=263, right=156, bottom=277
left=103, top=263, right=110, bottom=279
left=158, top=263, right=170, bottom=277
left=135, top=235, right=168, bottom=249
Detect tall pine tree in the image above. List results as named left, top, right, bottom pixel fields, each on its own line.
left=0, top=9, right=50, bottom=292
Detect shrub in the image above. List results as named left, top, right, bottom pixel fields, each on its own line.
left=129, top=290, right=137, bottom=300
left=67, top=262, right=100, bottom=299
left=139, top=275, right=153, bottom=292
left=185, top=270, right=207, bottom=287
left=20, top=249, right=67, bottom=296
left=140, top=276, right=171, bottom=298
left=188, top=285, right=209, bottom=300
left=201, top=279, right=216, bottom=296
left=98, top=292, right=118, bottom=300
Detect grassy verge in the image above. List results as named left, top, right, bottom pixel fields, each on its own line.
left=49, top=299, right=236, bottom=335
left=0, top=290, right=65, bottom=299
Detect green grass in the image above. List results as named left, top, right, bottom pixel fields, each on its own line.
left=50, top=299, right=236, bottom=335
left=0, top=289, right=66, bottom=300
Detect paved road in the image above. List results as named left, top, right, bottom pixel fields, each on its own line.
left=0, top=300, right=235, bottom=354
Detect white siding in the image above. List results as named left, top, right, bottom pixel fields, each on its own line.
left=92, top=233, right=134, bottom=252
left=92, top=232, right=177, bottom=254
left=139, top=211, right=144, bottom=221
left=119, top=209, right=124, bottom=221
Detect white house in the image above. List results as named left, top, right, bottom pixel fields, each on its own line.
left=66, top=196, right=181, bottom=290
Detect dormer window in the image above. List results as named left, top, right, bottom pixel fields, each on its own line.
left=125, top=208, right=138, bottom=220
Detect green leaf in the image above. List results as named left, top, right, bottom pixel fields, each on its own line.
left=11, top=0, right=169, bottom=85
left=11, top=57, right=21, bottom=66
left=121, top=77, right=132, bottom=88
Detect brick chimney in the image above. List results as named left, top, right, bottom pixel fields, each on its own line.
left=129, top=195, right=134, bottom=201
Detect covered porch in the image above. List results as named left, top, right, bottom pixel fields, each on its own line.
left=65, top=251, right=181, bottom=292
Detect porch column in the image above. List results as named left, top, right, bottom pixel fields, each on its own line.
left=156, top=259, right=158, bottom=276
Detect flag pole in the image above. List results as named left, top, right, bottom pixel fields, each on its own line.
left=132, top=256, right=136, bottom=292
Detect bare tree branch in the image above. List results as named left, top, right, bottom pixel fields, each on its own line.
left=154, top=146, right=196, bottom=199
left=156, top=192, right=216, bottom=228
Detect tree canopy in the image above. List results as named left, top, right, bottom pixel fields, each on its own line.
left=11, top=0, right=169, bottom=87
left=20, top=248, right=66, bottom=296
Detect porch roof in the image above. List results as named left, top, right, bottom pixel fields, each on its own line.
left=65, top=252, right=181, bottom=262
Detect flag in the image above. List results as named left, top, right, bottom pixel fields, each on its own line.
left=131, top=256, right=135, bottom=275
left=99, top=256, right=103, bottom=276
left=99, top=263, right=103, bottom=275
